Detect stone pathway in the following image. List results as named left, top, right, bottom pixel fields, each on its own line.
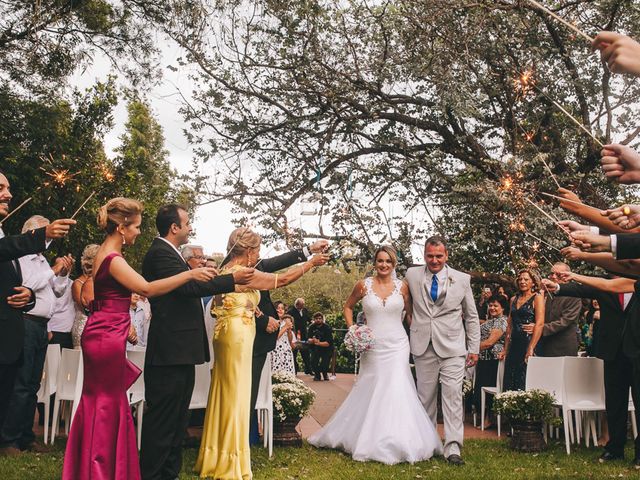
left=298, top=372, right=499, bottom=440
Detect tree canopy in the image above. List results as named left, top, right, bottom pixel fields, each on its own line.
left=169, top=0, right=640, bottom=280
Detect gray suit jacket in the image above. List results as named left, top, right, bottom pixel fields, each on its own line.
left=539, top=295, right=582, bottom=357
left=405, top=265, right=480, bottom=358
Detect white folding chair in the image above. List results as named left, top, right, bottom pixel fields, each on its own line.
left=36, top=344, right=61, bottom=444
left=526, top=356, right=567, bottom=443
left=481, top=359, right=504, bottom=436
left=562, top=357, right=606, bottom=454
left=126, top=350, right=146, bottom=448
left=188, top=362, right=212, bottom=410
left=51, top=348, right=83, bottom=444
left=255, top=352, right=273, bottom=457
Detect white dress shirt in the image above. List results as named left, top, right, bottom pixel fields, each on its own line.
left=425, top=266, right=448, bottom=301
left=127, top=305, right=148, bottom=350
left=19, top=253, right=69, bottom=319
left=47, top=277, right=75, bottom=332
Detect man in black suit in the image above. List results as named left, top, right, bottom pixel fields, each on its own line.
left=0, top=171, right=75, bottom=455
left=288, top=297, right=312, bottom=374
left=248, top=240, right=328, bottom=445
left=139, top=204, right=254, bottom=480
left=544, top=276, right=635, bottom=463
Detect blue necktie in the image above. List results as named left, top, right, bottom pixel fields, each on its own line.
left=430, top=275, right=438, bottom=302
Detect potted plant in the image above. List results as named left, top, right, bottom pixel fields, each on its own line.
left=493, top=389, right=560, bottom=452
left=271, top=372, right=316, bottom=446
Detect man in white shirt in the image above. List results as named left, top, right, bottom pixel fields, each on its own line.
left=47, top=275, right=75, bottom=349
left=128, top=293, right=147, bottom=350
left=0, top=215, right=72, bottom=453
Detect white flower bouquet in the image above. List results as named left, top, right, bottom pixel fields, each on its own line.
left=343, top=324, right=375, bottom=354
left=271, top=373, right=316, bottom=422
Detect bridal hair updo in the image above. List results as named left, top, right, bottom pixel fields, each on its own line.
left=97, top=197, right=143, bottom=234
left=226, top=227, right=261, bottom=258
left=374, top=245, right=398, bottom=267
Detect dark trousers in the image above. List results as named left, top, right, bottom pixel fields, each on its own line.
left=311, top=347, right=332, bottom=376
left=605, top=349, right=640, bottom=458
left=0, top=317, right=47, bottom=449
left=0, top=361, right=20, bottom=434
left=140, top=364, right=195, bottom=480
left=49, top=331, right=73, bottom=350
left=472, top=359, right=498, bottom=414
left=294, top=347, right=311, bottom=374
left=249, top=351, right=268, bottom=445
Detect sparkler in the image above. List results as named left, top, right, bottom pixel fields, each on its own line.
left=523, top=197, right=572, bottom=238
left=524, top=231, right=561, bottom=252
left=70, top=191, right=96, bottom=220
left=525, top=0, right=594, bottom=43
left=537, top=155, right=561, bottom=189
left=539, top=192, right=601, bottom=211
left=0, top=197, right=32, bottom=227
left=514, top=69, right=604, bottom=147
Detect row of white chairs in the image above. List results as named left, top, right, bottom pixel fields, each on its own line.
left=37, top=345, right=274, bottom=457
left=479, top=356, right=635, bottom=454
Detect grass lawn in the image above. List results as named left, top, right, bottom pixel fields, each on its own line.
left=1, top=438, right=639, bottom=479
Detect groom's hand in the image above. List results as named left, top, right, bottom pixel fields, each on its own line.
left=266, top=316, right=279, bottom=333
left=232, top=267, right=255, bottom=285
left=466, top=353, right=478, bottom=367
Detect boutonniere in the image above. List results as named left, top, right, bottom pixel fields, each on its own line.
left=448, top=277, right=456, bottom=286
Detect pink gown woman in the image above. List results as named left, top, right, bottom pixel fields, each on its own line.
left=62, top=252, right=141, bottom=479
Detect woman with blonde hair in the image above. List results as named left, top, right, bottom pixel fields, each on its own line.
left=499, top=268, right=545, bottom=391
left=70, top=243, right=98, bottom=348
left=62, top=198, right=217, bottom=480
left=195, top=227, right=329, bottom=479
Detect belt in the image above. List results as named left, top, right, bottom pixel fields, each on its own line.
left=23, top=313, right=49, bottom=324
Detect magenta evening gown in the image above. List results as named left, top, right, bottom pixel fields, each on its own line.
left=62, top=252, right=141, bottom=480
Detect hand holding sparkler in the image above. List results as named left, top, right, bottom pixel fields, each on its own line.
left=44, top=219, right=76, bottom=240
left=560, top=246, right=586, bottom=262
left=600, top=204, right=640, bottom=230
left=600, top=144, right=640, bottom=184
left=557, top=220, right=592, bottom=233
left=569, top=231, right=612, bottom=253
left=593, top=32, right=640, bottom=77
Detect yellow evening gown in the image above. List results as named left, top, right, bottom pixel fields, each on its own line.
left=195, top=266, right=258, bottom=479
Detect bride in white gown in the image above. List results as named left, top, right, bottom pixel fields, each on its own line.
left=308, top=246, right=442, bottom=464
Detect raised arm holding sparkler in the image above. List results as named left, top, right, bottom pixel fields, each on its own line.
left=593, top=32, right=640, bottom=77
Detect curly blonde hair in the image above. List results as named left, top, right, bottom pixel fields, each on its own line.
left=515, top=268, right=542, bottom=293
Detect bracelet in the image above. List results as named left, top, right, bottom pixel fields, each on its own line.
left=274, top=273, right=279, bottom=289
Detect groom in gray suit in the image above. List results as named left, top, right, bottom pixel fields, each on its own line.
left=405, top=236, right=480, bottom=465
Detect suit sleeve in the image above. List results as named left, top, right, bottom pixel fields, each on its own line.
left=543, top=298, right=582, bottom=336
left=144, top=248, right=234, bottom=297
left=616, top=233, right=640, bottom=260
left=0, top=227, right=46, bottom=262
left=462, top=277, right=480, bottom=354
left=258, top=250, right=306, bottom=273
left=556, top=282, right=601, bottom=300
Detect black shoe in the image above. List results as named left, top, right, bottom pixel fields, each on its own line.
left=599, top=451, right=623, bottom=463
left=446, top=454, right=465, bottom=466
left=323, top=373, right=329, bottom=381
left=313, top=375, right=321, bottom=381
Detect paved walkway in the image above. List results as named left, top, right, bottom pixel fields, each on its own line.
left=298, top=373, right=499, bottom=440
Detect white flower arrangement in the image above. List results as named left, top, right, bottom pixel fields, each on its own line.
left=462, top=378, right=473, bottom=397
left=493, top=389, right=560, bottom=425
left=272, top=373, right=316, bottom=422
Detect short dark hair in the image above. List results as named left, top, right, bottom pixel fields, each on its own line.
left=425, top=235, right=447, bottom=251
left=156, top=204, right=186, bottom=237
left=487, top=295, right=509, bottom=313
left=312, top=312, right=324, bottom=320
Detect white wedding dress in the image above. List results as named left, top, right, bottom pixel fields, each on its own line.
left=308, top=278, right=443, bottom=464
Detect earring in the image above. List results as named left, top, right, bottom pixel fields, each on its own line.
left=121, top=233, right=126, bottom=245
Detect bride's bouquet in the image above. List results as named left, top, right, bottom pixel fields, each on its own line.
left=343, top=324, right=375, bottom=354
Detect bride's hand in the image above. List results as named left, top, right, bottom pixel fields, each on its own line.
left=190, top=267, right=218, bottom=282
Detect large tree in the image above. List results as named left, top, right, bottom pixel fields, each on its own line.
left=170, top=0, right=640, bottom=280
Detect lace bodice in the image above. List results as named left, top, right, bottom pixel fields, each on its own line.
left=361, top=277, right=406, bottom=341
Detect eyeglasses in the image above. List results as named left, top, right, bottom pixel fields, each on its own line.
left=192, top=255, right=206, bottom=260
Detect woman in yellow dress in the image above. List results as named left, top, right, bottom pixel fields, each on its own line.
left=195, top=227, right=329, bottom=479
